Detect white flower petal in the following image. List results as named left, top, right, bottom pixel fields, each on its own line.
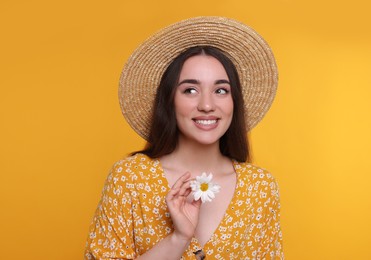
left=207, top=190, right=215, bottom=199
left=201, top=193, right=210, bottom=203
left=210, top=184, right=221, bottom=193
left=194, top=191, right=202, bottom=201
left=190, top=181, right=198, bottom=191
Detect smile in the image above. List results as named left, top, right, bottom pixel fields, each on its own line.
left=194, top=119, right=218, bottom=126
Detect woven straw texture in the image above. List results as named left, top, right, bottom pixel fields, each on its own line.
left=119, top=16, right=278, bottom=140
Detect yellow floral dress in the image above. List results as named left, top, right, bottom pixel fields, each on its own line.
left=85, top=153, right=284, bottom=259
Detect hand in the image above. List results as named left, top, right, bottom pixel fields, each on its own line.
left=165, top=172, right=201, bottom=241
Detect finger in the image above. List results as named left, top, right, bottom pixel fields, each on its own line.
left=182, top=187, right=192, bottom=197
left=171, top=171, right=191, bottom=190
left=166, top=185, right=180, bottom=201
left=166, top=182, right=181, bottom=201
left=178, top=180, right=191, bottom=197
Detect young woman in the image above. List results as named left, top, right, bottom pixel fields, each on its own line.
left=85, top=17, right=283, bottom=259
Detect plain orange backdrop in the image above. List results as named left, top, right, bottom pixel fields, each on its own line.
left=1, top=0, right=371, bottom=259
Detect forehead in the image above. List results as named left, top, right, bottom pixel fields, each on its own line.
left=179, top=55, right=228, bottom=79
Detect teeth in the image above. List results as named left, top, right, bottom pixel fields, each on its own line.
left=195, top=119, right=217, bottom=125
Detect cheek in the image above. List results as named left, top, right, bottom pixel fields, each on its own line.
left=174, top=97, right=194, bottom=117
left=224, top=98, right=234, bottom=126
left=228, top=102, right=234, bottom=113
left=224, top=97, right=234, bottom=115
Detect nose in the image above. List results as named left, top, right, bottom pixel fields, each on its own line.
left=197, top=92, right=215, bottom=112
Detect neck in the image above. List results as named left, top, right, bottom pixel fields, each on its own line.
left=161, top=136, right=230, bottom=175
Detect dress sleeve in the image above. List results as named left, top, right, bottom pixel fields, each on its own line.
left=260, top=177, right=284, bottom=259
left=85, top=162, right=136, bottom=260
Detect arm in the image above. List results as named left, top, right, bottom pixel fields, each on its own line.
left=85, top=166, right=136, bottom=259
left=85, top=168, right=201, bottom=260
left=259, top=177, right=284, bottom=259
left=138, top=172, right=202, bottom=259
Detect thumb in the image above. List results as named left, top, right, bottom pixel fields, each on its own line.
left=191, top=197, right=202, bottom=209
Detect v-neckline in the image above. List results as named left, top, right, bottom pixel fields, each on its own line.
left=155, top=158, right=240, bottom=249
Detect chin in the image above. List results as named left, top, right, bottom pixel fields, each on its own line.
left=189, top=135, right=223, bottom=146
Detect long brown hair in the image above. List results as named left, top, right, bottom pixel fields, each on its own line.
left=134, top=46, right=250, bottom=162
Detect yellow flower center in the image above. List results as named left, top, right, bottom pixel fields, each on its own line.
left=200, top=183, right=209, bottom=191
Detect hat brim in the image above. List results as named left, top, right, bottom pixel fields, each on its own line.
left=119, top=16, right=278, bottom=140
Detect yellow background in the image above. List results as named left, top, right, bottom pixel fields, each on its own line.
left=1, top=0, right=371, bottom=259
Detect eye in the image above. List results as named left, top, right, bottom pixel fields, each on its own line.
left=183, top=88, right=198, bottom=94
left=215, top=88, right=230, bottom=95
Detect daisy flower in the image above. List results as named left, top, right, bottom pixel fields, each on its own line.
left=190, top=172, right=221, bottom=203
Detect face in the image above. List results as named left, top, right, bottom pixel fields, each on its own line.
left=174, top=55, right=234, bottom=146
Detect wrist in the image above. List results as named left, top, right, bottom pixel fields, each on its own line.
left=170, top=231, right=192, bottom=248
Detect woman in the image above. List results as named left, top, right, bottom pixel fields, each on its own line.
left=85, top=17, right=283, bottom=259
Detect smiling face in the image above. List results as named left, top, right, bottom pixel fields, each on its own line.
left=174, top=54, right=234, bottom=146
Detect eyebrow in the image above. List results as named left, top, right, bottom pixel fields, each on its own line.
left=177, top=79, right=230, bottom=86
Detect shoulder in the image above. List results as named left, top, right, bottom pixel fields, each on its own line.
left=107, top=153, right=162, bottom=185
left=234, top=161, right=280, bottom=194
left=234, top=161, right=276, bottom=180
left=111, top=153, right=159, bottom=173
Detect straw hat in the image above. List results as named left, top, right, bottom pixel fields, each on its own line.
left=119, top=16, right=278, bottom=140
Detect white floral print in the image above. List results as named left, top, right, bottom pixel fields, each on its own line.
left=85, top=154, right=284, bottom=259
